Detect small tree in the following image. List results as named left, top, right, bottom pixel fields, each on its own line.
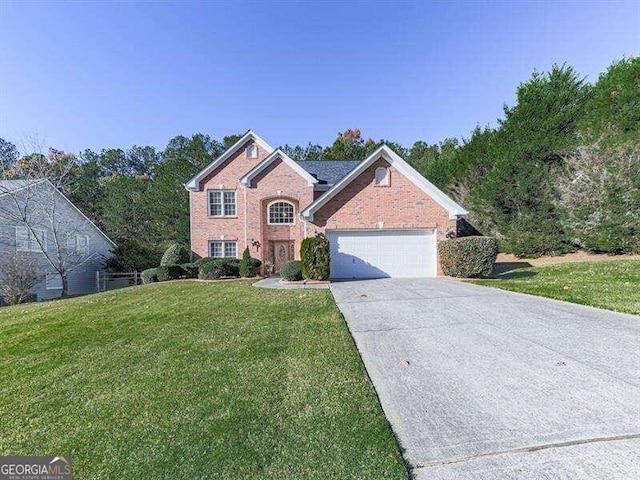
left=239, top=246, right=253, bottom=277
left=0, top=252, right=42, bottom=305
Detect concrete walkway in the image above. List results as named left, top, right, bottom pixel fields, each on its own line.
left=331, top=278, right=640, bottom=479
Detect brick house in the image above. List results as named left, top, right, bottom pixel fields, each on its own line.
left=185, top=131, right=468, bottom=278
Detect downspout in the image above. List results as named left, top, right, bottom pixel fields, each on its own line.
left=243, top=184, right=248, bottom=250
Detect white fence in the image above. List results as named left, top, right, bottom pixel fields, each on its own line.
left=96, top=271, right=141, bottom=292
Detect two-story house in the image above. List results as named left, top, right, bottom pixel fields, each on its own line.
left=185, top=131, right=468, bottom=278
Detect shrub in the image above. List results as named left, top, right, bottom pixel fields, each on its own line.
left=198, top=258, right=240, bottom=280
left=155, top=265, right=185, bottom=282
left=239, top=247, right=253, bottom=277
left=106, top=241, right=163, bottom=271
left=279, top=260, right=303, bottom=281
left=180, top=263, right=199, bottom=279
left=249, top=257, right=262, bottom=272
left=438, top=236, right=498, bottom=278
left=300, top=234, right=330, bottom=280
left=140, top=268, right=158, bottom=284
left=160, top=243, right=190, bottom=266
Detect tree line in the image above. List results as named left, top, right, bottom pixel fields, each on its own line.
left=1, top=56, right=637, bottom=270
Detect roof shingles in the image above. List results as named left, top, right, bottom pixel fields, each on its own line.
left=295, top=160, right=362, bottom=186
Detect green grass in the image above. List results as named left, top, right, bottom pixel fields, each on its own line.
left=0, top=281, right=407, bottom=479
left=473, top=260, right=640, bottom=315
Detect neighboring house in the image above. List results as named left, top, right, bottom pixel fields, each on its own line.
left=185, top=131, right=468, bottom=279
left=0, top=179, right=115, bottom=301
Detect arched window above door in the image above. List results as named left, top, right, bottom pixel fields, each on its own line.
left=267, top=200, right=295, bottom=225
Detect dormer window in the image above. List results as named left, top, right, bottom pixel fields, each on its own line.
left=246, top=144, right=258, bottom=159
left=374, top=167, right=390, bottom=186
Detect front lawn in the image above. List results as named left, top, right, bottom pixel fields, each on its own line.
left=473, top=260, right=640, bottom=315
left=0, top=281, right=407, bottom=479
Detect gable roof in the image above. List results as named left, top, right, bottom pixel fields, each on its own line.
left=0, top=179, right=39, bottom=196
left=296, top=160, right=363, bottom=186
left=0, top=179, right=117, bottom=247
left=300, top=145, right=469, bottom=221
left=240, top=149, right=318, bottom=187
left=184, top=130, right=274, bottom=191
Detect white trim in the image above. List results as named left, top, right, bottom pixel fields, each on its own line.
left=208, top=189, right=237, bottom=217
left=185, top=131, right=274, bottom=191
left=209, top=240, right=238, bottom=258
left=240, top=149, right=318, bottom=188
left=374, top=166, right=390, bottom=186
left=300, top=145, right=468, bottom=221
left=15, top=226, right=46, bottom=252
left=266, top=200, right=296, bottom=225
left=246, top=144, right=258, bottom=159
left=44, top=180, right=117, bottom=247
left=3, top=179, right=116, bottom=248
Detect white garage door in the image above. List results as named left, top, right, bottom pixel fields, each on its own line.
left=327, top=229, right=437, bottom=279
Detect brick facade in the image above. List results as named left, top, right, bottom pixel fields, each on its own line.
left=190, top=140, right=458, bottom=274
left=308, top=158, right=456, bottom=242
left=189, top=140, right=313, bottom=267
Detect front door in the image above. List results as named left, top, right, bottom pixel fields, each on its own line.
left=272, top=241, right=294, bottom=274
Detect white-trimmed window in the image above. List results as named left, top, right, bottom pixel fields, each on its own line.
left=67, top=234, right=90, bottom=255
left=210, top=241, right=237, bottom=258
left=208, top=190, right=237, bottom=217
left=15, top=226, right=46, bottom=252
left=374, top=167, right=390, bottom=186
left=246, top=144, right=258, bottom=159
left=46, top=272, right=62, bottom=290
left=268, top=201, right=295, bottom=225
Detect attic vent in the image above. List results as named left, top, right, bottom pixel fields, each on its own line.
left=246, top=144, right=258, bottom=159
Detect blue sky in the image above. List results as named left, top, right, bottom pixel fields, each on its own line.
left=0, top=1, right=638, bottom=155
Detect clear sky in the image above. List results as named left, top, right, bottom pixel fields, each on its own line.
left=0, top=0, right=638, bottom=155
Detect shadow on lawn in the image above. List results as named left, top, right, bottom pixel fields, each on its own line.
left=492, top=261, right=537, bottom=279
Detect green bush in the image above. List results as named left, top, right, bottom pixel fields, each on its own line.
left=249, top=257, right=262, bottom=272
left=300, top=234, right=330, bottom=280
left=198, top=258, right=240, bottom=280
left=239, top=247, right=254, bottom=277
left=106, top=241, right=163, bottom=272
left=155, top=265, right=185, bottom=282
left=140, top=268, right=158, bottom=284
left=160, top=243, right=190, bottom=266
left=438, top=236, right=498, bottom=278
left=180, top=263, right=199, bottom=279
left=279, top=260, right=303, bottom=281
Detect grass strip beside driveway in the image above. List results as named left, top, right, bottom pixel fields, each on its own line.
left=473, top=260, right=640, bottom=316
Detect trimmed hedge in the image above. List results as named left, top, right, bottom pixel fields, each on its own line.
left=140, top=268, right=158, bottom=284
left=438, top=236, right=498, bottom=278
left=180, top=263, right=199, bottom=279
left=160, top=243, right=190, bottom=266
left=198, top=258, right=240, bottom=280
left=155, top=265, right=185, bottom=282
left=279, top=260, right=303, bottom=281
left=300, top=234, right=330, bottom=280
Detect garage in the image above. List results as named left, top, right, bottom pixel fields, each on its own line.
left=327, top=229, right=437, bottom=279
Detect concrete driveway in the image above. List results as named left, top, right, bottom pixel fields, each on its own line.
left=331, top=278, right=640, bottom=479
